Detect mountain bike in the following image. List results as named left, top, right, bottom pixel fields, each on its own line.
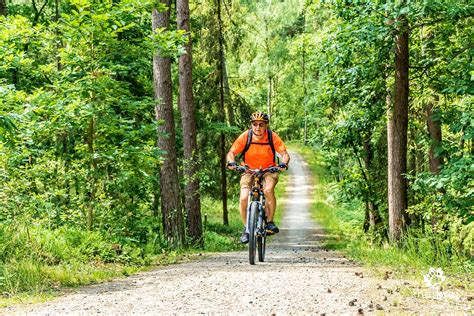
left=235, top=165, right=280, bottom=265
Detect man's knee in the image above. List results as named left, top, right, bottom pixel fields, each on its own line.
left=240, top=190, right=249, bottom=203
left=263, top=188, right=275, bottom=197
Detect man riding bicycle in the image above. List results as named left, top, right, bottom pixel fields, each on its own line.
left=227, top=111, right=291, bottom=244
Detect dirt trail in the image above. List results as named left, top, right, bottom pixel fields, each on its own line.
left=4, top=152, right=472, bottom=315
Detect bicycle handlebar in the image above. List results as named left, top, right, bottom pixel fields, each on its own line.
left=234, top=165, right=280, bottom=174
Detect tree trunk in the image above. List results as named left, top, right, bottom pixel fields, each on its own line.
left=426, top=96, right=444, bottom=226
left=303, top=45, right=308, bottom=145
left=216, top=0, right=228, bottom=225
left=362, top=137, right=382, bottom=230
left=86, top=117, right=96, bottom=230
left=337, top=149, right=343, bottom=182
left=0, top=0, right=7, bottom=16
left=407, top=131, right=420, bottom=226
left=177, top=0, right=203, bottom=245
left=55, top=0, right=62, bottom=71
left=387, top=14, right=409, bottom=243
left=267, top=76, right=272, bottom=118
left=222, top=59, right=235, bottom=126
left=152, top=3, right=184, bottom=247
left=426, top=97, right=443, bottom=174
left=302, top=10, right=307, bottom=145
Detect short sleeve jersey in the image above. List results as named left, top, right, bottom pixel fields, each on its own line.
left=230, top=130, right=287, bottom=169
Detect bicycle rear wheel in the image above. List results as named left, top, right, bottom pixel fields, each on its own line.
left=248, top=202, right=258, bottom=265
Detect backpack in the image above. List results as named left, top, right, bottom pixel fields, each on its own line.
left=237, top=129, right=277, bottom=164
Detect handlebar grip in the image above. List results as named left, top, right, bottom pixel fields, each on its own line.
left=268, top=166, right=280, bottom=173
left=236, top=166, right=247, bottom=173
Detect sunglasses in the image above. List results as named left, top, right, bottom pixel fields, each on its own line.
left=252, top=122, right=266, bottom=127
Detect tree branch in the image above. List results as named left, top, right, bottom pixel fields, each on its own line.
left=411, top=12, right=474, bottom=29
left=32, top=0, right=49, bottom=26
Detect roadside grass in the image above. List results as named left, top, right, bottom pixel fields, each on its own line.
left=201, top=196, right=243, bottom=252
left=291, top=143, right=473, bottom=291
left=274, top=170, right=288, bottom=225
left=0, top=221, right=192, bottom=308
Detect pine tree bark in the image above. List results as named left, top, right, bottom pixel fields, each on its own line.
left=267, top=76, right=272, bottom=118
left=387, top=14, right=409, bottom=243
left=426, top=96, right=444, bottom=226
left=86, top=117, right=96, bottom=231
left=216, top=0, right=228, bottom=225
left=54, top=0, right=62, bottom=71
left=152, top=3, right=184, bottom=247
left=177, top=0, right=203, bottom=245
left=222, top=59, right=235, bottom=126
left=0, top=0, right=7, bottom=16
left=302, top=9, right=308, bottom=145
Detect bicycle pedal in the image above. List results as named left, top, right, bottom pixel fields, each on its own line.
left=265, top=229, right=275, bottom=236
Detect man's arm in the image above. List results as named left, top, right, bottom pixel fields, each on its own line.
left=279, top=150, right=290, bottom=169
left=226, top=150, right=237, bottom=169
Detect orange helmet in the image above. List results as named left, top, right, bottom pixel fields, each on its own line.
left=250, top=111, right=269, bottom=122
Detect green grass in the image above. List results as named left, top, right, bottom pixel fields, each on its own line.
left=201, top=196, right=243, bottom=252
left=291, top=143, right=473, bottom=291
left=0, top=165, right=299, bottom=308
left=0, top=201, right=247, bottom=308
left=274, top=170, right=288, bottom=225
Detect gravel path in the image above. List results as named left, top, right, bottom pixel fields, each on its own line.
left=4, top=152, right=472, bottom=315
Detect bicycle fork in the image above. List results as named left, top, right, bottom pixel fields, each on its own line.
left=246, top=193, right=266, bottom=235
left=256, top=203, right=267, bottom=237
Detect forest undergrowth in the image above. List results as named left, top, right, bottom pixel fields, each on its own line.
left=0, top=173, right=287, bottom=308
left=295, top=144, right=473, bottom=292
left=0, top=211, right=235, bottom=307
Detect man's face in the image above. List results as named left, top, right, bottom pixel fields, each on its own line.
left=251, top=121, right=267, bottom=136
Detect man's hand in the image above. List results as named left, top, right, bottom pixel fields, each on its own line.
left=236, top=166, right=247, bottom=173
left=278, top=162, right=288, bottom=170
left=227, top=161, right=237, bottom=170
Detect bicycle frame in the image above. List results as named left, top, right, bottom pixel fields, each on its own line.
left=232, top=165, right=280, bottom=264
left=245, top=172, right=266, bottom=236
left=240, top=166, right=280, bottom=264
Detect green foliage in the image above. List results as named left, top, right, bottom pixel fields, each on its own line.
left=0, top=0, right=191, bottom=301
left=298, top=144, right=473, bottom=277
left=0, top=0, right=472, bottom=303
left=0, top=221, right=150, bottom=296
left=201, top=197, right=243, bottom=252
left=0, top=0, right=188, bottom=241
left=287, top=0, right=473, bottom=248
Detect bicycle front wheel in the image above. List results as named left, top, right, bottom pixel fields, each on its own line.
left=257, top=235, right=265, bottom=262
left=248, top=202, right=259, bottom=265
left=256, top=205, right=266, bottom=262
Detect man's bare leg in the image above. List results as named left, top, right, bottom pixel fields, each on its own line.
left=239, top=188, right=249, bottom=227
left=264, top=180, right=277, bottom=221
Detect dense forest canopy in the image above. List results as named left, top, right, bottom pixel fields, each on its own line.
left=0, top=0, right=472, bottom=290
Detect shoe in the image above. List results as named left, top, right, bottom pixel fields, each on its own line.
left=266, top=221, right=279, bottom=234
left=240, top=230, right=249, bottom=244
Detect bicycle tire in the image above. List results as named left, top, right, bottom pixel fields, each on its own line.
left=257, top=235, right=265, bottom=262
left=257, top=205, right=266, bottom=262
left=248, top=202, right=258, bottom=265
